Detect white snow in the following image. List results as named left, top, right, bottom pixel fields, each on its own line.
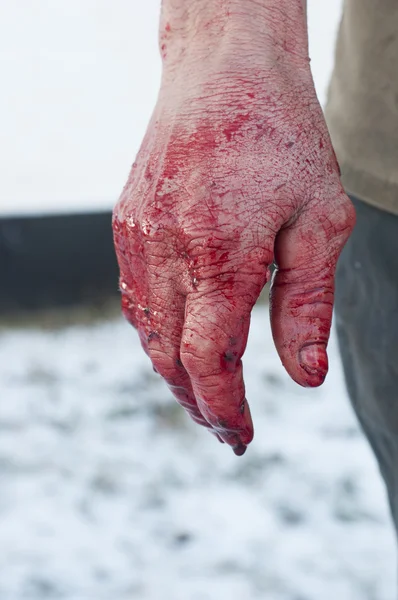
left=0, top=305, right=395, bottom=599
left=1, top=0, right=343, bottom=216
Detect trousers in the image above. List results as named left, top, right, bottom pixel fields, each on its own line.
left=335, top=195, right=398, bottom=531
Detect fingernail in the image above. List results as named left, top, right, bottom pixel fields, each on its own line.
left=232, top=443, right=247, bottom=456
left=299, top=343, right=328, bottom=379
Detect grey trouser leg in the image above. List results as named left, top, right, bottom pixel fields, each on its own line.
left=335, top=196, right=398, bottom=532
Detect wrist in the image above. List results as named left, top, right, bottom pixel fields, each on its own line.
left=159, top=0, right=309, bottom=71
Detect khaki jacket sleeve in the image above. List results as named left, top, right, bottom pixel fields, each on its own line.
left=325, top=0, right=398, bottom=214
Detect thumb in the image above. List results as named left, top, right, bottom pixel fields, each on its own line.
left=270, top=194, right=355, bottom=387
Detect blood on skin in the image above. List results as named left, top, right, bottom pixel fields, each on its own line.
left=220, top=350, right=240, bottom=373
left=222, top=112, right=251, bottom=143
left=300, top=345, right=328, bottom=380
left=113, top=68, right=355, bottom=453
left=160, top=23, right=171, bottom=60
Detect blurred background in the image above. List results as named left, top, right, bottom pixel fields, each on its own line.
left=0, top=1, right=395, bottom=599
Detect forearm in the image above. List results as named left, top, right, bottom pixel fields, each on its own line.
left=160, top=0, right=309, bottom=69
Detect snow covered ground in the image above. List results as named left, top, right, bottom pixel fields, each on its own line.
left=0, top=305, right=395, bottom=600
left=1, top=0, right=343, bottom=216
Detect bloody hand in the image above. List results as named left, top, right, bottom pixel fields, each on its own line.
left=113, top=8, right=355, bottom=454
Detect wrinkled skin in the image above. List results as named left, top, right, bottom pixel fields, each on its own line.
left=113, top=19, right=355, bottom=454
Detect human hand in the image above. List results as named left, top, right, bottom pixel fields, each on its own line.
left=113, top=5, right=355, bottom=454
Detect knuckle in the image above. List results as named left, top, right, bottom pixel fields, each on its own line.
left=341, top=196, right=356, bottom=234
left=181, top=330, right=241, bottom=378
left=327, top=195, right=356, bottom=248
left=148, top=348, right=178, bottom=381
left=332, top=192, right=356, bottom=227
left=305, top=192, right=356, bottom=255
left=138, top=205, right=158, bottom=239
left=120, top=289, right=137, bottom=329
left=113, top=207, right=140, bottom=241
left=121, top=303, right=138, bottom=330
left=180, top=335, right=217, bottom=377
